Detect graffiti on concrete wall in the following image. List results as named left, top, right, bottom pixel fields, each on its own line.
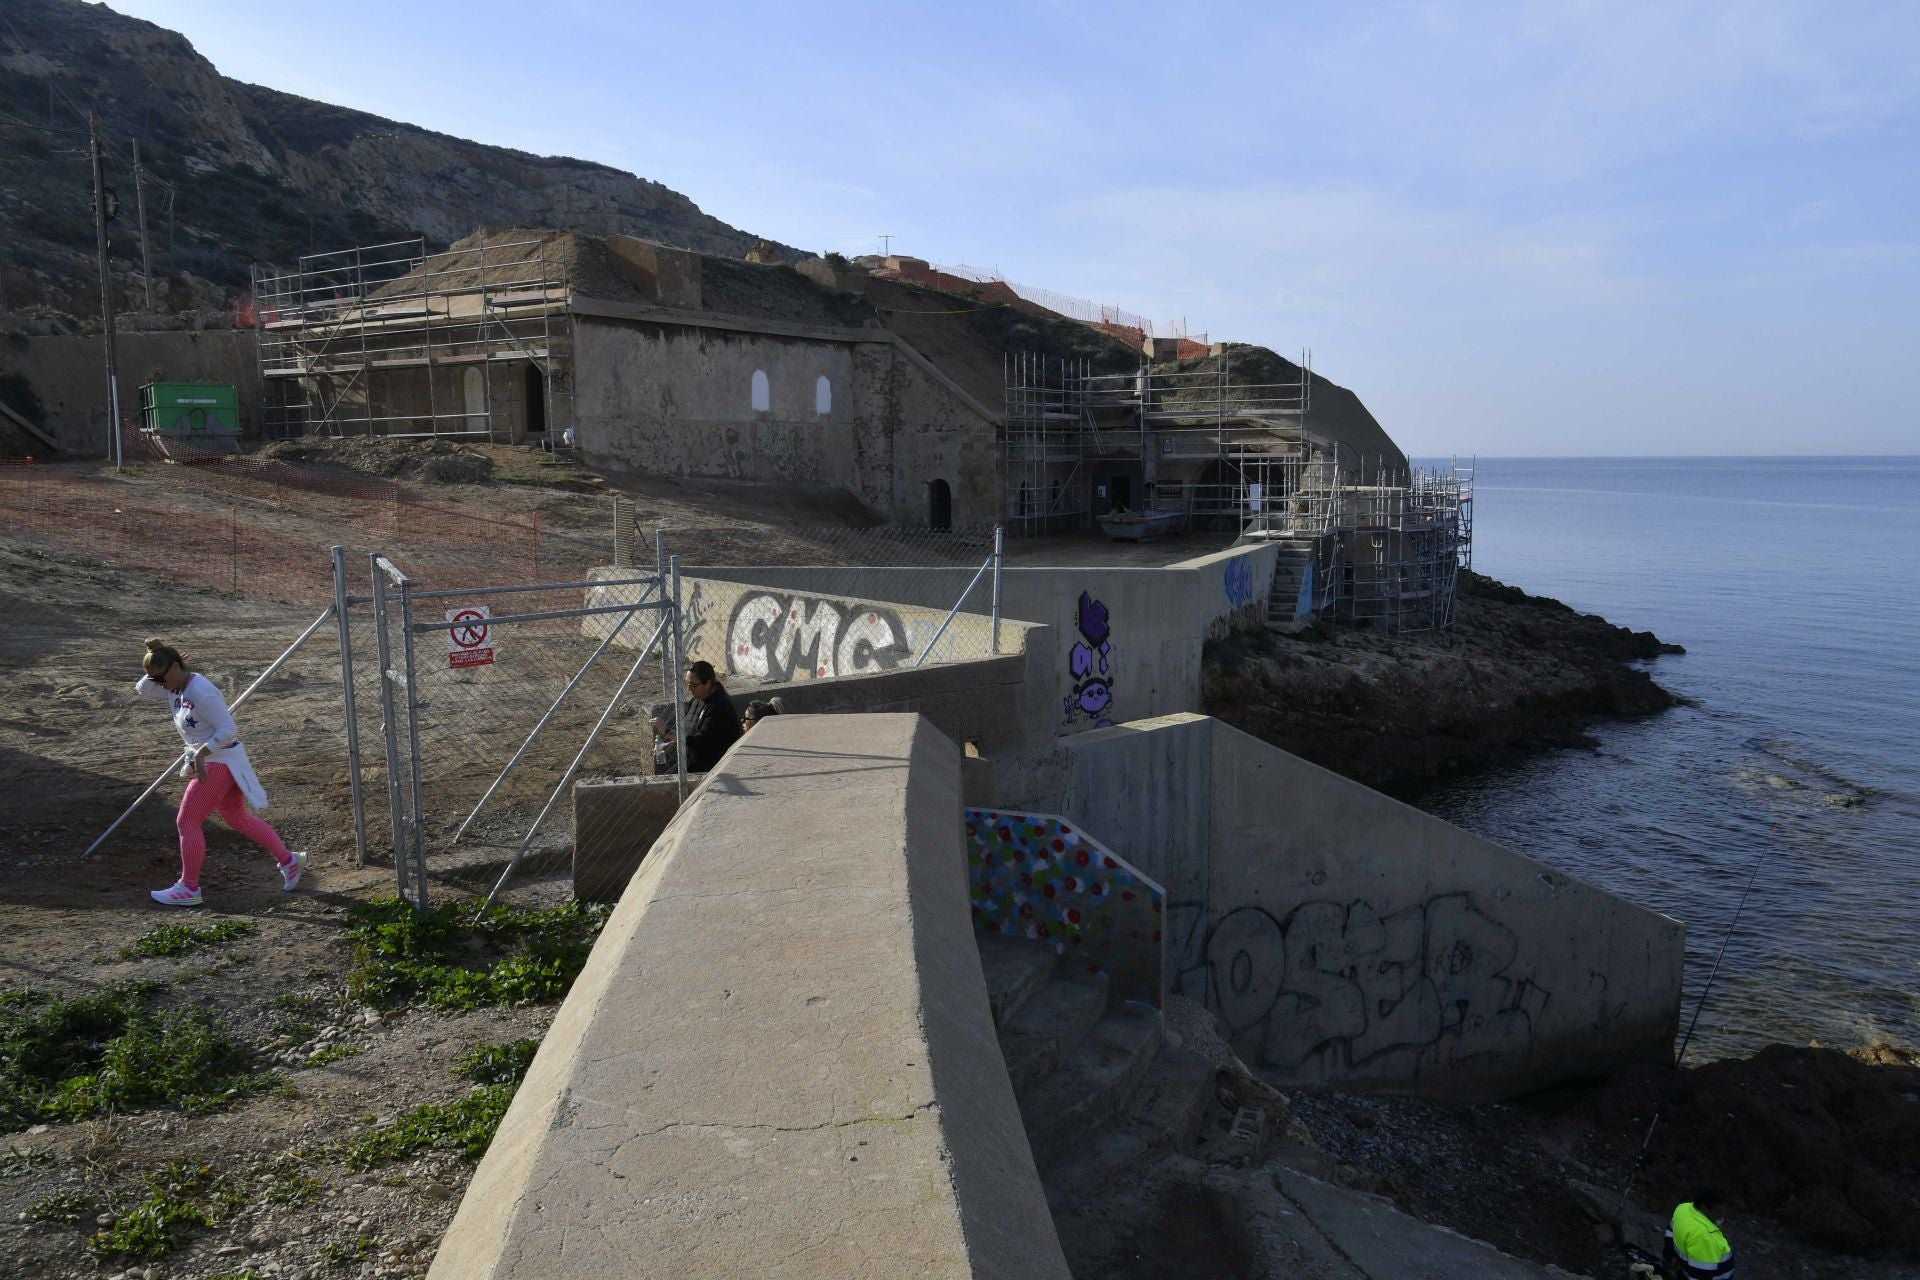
left=682, top=581, right=710, bottom=660
left=965, top=808, right=1163, bottom=1005
left=727, top=593, right=910, bottom=680
left=1197, top=893, right=1551, bottom=1074
left=1224, top=556, right=1258, bottom=609
left=1062, top=590, right=1116, bottom=727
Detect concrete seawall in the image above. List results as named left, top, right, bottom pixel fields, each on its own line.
left=431, top=713, right=1070, bottom=1279
left=682, top=541, right=1281, bottom=736
left=984, top=714, right=1684, bottom=1100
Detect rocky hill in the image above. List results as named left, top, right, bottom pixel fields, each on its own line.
left=0, top=0, right=792, bottom=321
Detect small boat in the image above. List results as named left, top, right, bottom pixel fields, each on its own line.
left=1099, top=509, right=1185, bottom=541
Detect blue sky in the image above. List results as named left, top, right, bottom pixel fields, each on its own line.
left=109, top=0, right=1916, bottom=456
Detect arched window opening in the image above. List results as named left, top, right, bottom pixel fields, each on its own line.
left=815, top=375, right=832, bottom=415
left=751, top=369, right=770, bottom=412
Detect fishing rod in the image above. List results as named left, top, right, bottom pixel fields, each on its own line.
left=1612, top=821, right=1781, bottom=1231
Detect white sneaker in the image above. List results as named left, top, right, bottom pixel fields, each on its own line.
left=280, top=851, right=308, bottom=892
left=150, top=881, right=203, bottom=907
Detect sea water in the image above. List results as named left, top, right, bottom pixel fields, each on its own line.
left=1408, top=457, right=1920, bottom=1061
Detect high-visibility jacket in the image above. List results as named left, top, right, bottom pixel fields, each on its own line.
left=1666, top=1202, right=1734, bottom=1278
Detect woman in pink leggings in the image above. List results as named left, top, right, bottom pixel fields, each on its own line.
left=136, top=638, right=306, bottom=906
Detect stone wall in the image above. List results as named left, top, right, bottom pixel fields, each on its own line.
left=570, top=306, right=998, bottom=526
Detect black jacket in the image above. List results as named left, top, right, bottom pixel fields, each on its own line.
left=681, top=685, right=743, bottom=773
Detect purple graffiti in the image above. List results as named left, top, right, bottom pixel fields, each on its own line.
left=1064, top=590, right=1116, bottom=727
left=1076, top=592, right=1111, bottom=647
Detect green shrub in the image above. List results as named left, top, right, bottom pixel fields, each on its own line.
left=345, top=898, right=608, bottom=1012
left=123, top=919, right=255, bottom=959
left=454, top=1038, right=540, bottom=1086
left=87, top=1160, right=228, bottom=1261
left=0, top=984, right=273, bottom=1127
left=342, top=1085, right=517, bottom=1169
left=28, top=1189, right=93, bottom=1224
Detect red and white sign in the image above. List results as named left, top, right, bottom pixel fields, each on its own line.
left=446, top=606, right=495, bottom=669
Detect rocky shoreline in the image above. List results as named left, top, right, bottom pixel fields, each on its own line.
left=1203, top=570, right=1685, bottom=790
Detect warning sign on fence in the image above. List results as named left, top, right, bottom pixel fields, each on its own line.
left=446, top=606, right=495, bottom=669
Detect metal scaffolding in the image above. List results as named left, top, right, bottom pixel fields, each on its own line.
left=1337, top=460, right=1475, bottom=633
left=1001, top=347, right=1316, bottom=535
left=1003, top=352, right=1094, bottom=536
left=252, top=236, right=573, bottom=441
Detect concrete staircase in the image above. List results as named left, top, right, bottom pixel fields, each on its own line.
left=1266, top=539, right=1318, bottom=630
left=978, top=932, right=1215, bottom=1210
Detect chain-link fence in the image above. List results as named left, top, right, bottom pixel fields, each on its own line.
left=365, top=550, right=685, bottom=910
left=7, top=453, right=1008, bottom=917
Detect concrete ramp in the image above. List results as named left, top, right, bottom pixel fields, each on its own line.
left=431, top=713, right=1069, bottom=1279
left=1209, top=1165, right=1586, bottom=1279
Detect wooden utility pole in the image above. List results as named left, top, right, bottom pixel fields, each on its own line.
left=88, top=111, right=123, bottom=469
left=132, top=137, right=154, bottom=312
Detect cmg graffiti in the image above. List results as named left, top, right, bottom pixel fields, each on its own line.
left=727, top=593, right=910, bottom=681
left=1062, top=590, right=1116, bottom=727
left=1198, top=893, right=1552, bottom=1077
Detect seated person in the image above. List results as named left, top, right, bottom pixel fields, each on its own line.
left=680, top=661, right=742, bottom=773
left=742, top=700, right=781, bottom=732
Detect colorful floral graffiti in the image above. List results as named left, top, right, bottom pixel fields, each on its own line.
left=1224, top=556, right=1258, bottom=608
left=1062, top=590, right=1115, bottom=726
left=964, top=808, right=1164, bottom=1006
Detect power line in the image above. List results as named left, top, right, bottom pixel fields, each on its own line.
left=0, top=111, right=88, bottom=139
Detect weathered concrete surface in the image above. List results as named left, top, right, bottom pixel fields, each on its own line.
left=748, top=646, right=1054, bottom=753
left=0, top=329, right=260, bottom=454
left=684, top=541, right=1280, bottom=737
left=587, top=569, right=1057, bottom=749
left=431, top=713, right=1069, bottom=1280
left=570, top=774, right=685, bottom=902
left=980, top=714, right=1683, bottom=1101
left=1207, top=1165, right=1586, bottom=1279
left=1203, top=720, right=1682, bottom=1098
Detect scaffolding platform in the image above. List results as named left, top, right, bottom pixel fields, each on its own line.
left=252, top=236, right=574, bottom=442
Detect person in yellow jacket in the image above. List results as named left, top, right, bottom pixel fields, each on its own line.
left=1663, top=1188, right=1735, bottom=1279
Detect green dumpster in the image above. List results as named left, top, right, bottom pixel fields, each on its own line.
left=140, top=382, right=240, bottom=451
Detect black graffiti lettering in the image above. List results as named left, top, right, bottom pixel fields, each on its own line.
left=1193, top=893, right=1553, bottom=1077
left=726, top=592, right=910, bottom=681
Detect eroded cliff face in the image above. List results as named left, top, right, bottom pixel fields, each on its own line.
left=0, top=0, right=786, bottom=319
left=1203, top=572, right=1684, bottom=789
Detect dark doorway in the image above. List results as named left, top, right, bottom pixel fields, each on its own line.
left=1110, top=474, right=1133, bottom=511
left=524, top=365, right=546, bottom=436
left=928, top=478, right=953, bottom=530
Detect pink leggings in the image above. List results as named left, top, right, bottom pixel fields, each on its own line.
left=176, top=762, right=290, bottom=890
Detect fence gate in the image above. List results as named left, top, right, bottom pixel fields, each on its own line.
left=364, top=544, right=686, bottom=910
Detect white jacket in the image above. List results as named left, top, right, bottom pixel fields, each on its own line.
left=135, top=672, right=269, bottom=809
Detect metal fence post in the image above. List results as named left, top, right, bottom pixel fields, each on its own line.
left=333, top=545, right=368, bottom=865
left=656, top=527, right=670, bottom=732
left=990, top=524, right=1004, bottom=655
left=397, top=574, right=430, bottom=909
left=370, top=554, right=409, bottom=904
left=671, top=554, right=687, bottom=802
